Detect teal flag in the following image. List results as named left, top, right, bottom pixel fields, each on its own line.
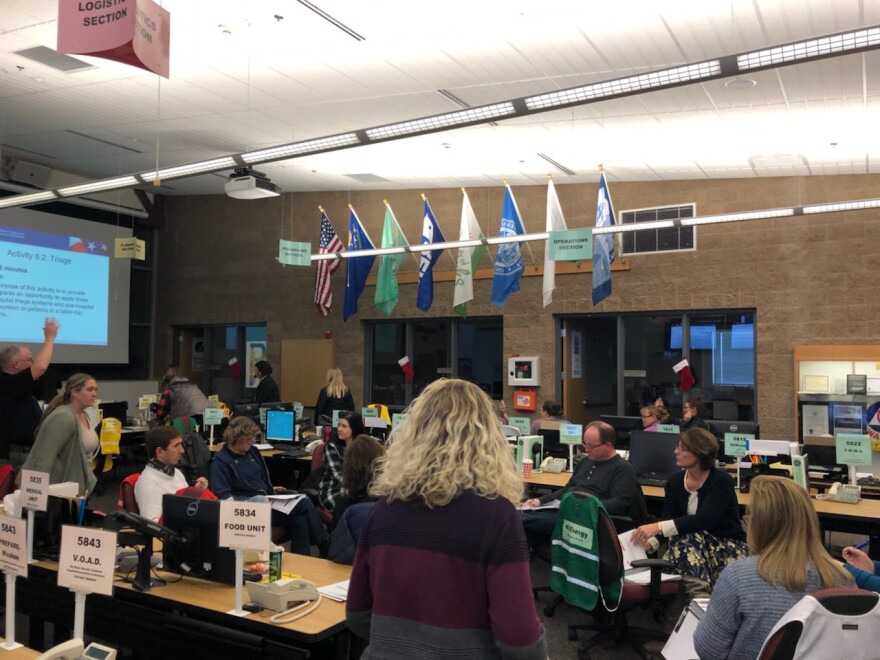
left=374, top=204, right=408, bottom=316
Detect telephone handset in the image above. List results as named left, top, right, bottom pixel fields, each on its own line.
left=541, top=456, right=567, bottom=473
left=246, top=578, right=322, bottom=624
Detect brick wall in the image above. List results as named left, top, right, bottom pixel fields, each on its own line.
left=154, top=174, right=880, bottom=437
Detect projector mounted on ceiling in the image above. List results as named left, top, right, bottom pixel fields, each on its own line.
left=224, top=168, right=281, bottom=199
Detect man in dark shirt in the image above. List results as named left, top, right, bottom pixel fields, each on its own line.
left=0, top=318, right=60, bottom=460
left=521, top=420, right=647, bottom=542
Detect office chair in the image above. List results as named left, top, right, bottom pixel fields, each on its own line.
left=537, top=492, right=677, bottom=659
left=0, top=465, right=16, bottom=499
left=117, top=472, right=141, bottom=514
left=300, top=439, right=333, bottom=526
left=501, top=425, right=520, bottom=437
left=759, top=588, right=880, bottom=660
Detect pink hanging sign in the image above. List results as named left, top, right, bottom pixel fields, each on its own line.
left=57, top=0, right=170, bottom=78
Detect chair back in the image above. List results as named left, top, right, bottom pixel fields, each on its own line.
left=550, top=491, right=624, bottom=612
left=759, top=588, right=880, bottom=660
left=117, top=472, right=142, bottom=513
left=311, top=439, right=327, bottom=472
left=0, top=465, right=15, bottom=499
left=501, top=425, right=521, bottom=437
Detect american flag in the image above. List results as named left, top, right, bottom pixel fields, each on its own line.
left=314, top=211, right=344, bottom=317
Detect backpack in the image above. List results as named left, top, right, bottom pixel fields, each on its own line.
left=173, top=417, right=212, bottom=482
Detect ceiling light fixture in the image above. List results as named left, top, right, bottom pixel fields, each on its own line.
left=365, top=103, right=516, bottom=141
left=737, top=26, right=880, bottom=71
left=57, top=176, right=139, bottom=197
left=0, top=190, right=58, bottom=209
left=241, top=133, right=361, bottom=163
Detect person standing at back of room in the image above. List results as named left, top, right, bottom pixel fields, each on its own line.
left=252, top=360, right=280, bottom=405
left=346, top=378, right=546, bottom=659
left=0, top=318, right=60, bottom=462
left=314, top=367, right=355, bottom=424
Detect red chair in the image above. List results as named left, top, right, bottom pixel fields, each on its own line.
left=117, top=472, right=141, bottom=514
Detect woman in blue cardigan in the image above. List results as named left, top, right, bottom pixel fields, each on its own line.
left=631, top=427, right=747, bottom=596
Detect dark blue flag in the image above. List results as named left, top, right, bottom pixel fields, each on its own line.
left=343, top=208, right=376, bottom=321
left=416, top=199, right=446, bottom=312
left=490, top=185, right=525, bottom=307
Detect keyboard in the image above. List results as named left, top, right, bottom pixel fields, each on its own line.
left=275, top=449, right=310, bottom=458
left=637, top=473, right=670, bottom=487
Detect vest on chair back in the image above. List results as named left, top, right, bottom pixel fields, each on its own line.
left=550, top=492, right=623, bottom=611
left=168, top=381, right=209, bottom=419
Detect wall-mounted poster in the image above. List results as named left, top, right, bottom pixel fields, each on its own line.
left=246, top=340, right=267, bottom=389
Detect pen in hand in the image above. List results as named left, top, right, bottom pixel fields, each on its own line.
left=843, top=540, right=869, bottom=557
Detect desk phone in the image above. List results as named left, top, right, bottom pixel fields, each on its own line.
left=35, top=639, right=117, bottom=660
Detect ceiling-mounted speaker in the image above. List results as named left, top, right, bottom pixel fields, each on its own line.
left=9, top=159, right=53, bottom=189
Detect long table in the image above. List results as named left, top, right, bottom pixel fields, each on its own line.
left=16, top=553, right=352, bottom=659
left=524, top=470, right=880, bottom=544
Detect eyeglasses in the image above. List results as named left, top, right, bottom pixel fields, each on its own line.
left=582, top=442, right=603, bottom=450
left=641, top=415, right=655, bottom=420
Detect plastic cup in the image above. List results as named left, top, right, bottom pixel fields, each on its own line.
left=522, top=458, right=533, bottom=478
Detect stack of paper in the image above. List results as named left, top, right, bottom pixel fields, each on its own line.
left=267, top=493, right=308, bottom=514
left=617, top=529, right=681, bottom=585
left=319, top=580, right=350, bottom=602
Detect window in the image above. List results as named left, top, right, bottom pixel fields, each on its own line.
left=365, top=317, right=502, bottom=409
left=621, top=204, right=695, bottom=255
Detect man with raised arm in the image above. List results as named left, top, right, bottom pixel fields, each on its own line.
left=0, top=318, right=60, bottom=461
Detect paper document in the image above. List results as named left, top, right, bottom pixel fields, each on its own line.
left=318, top=579, right=350, bottom=602
left=617, top=529, right=681, bottom=584
left=517, top=499, right=561, bottom=511
left=267, top=493, right=308, bottom=514
left=662, top=599, right=708, bottom=660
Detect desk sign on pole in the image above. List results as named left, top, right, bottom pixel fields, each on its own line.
left=20, top=469, right=49, bottom=564
left=657, top=424, right=680, bottom=434
left=293, top=402, right=304, bottom=419
left=219, top=500, right=271, bottom=617
left=560, top=424, right=583, bottom=473
left=58, top=526, right=117, bottom=640
left=508, top=416, right=531, bottom=436
left=332, top=410, right=340, bottom=427
left=0, top=514, right=27, bottom=650
left=204, top=407, right=225, bottom=445
left=391, top=413, right=406, bottom=427
left=724, top=433, right=752, bottom=491
left=361, top=407, right=378, bottom=418
left=836, top=433, right=872, bottom=485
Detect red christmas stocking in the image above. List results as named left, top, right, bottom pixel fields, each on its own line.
left=398, top=356, right=414, bottom=383
left=673, top=359, right=695, bottom=392
left=229, top=357, right=241, bottom=380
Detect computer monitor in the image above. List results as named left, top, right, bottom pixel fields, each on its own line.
left=600, top=415, right=641, bottom=448
left=706, top=419, right=760, bottom=440
left=265, top=409, right=296, bottom=445
left=233, top=402, right=260, bottom=421
left=259, top=401, right=294, bottom=427
left=628, top=430, right=680, bottom=480
left=161, top=495, right=235, bottom=585
left=536, top=420, right=569, bottom=458
left=99, top=401, right=128, bottom=424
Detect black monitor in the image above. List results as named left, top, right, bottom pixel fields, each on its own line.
left=628, top=430, right=680, bottom=479
left=233, top=402, right=260, bottom=421
left=705, top=419, right=760, bottom=440
left=99, top=401, right=128, bottom=424
left=265, top=409, right=296, bottom=446
left=161, top=495, right=235, bottom=585
left=600, top=415, right=641, bottom=448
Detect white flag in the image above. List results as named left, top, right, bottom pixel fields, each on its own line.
left=543, top=178, right=568, bottom=307
left=453, top=191, right=486, bottom=317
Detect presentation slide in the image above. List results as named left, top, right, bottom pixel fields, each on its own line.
left=0, top=207, right=131, bottom=363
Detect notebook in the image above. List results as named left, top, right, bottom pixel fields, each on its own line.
left=617, top=529, right=681, bottom=585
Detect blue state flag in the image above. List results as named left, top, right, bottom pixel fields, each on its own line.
left=591, top=172, right=616, bottom=305
left=416, top=199, right=446, bottom=312
left=343, top=208, right=376, bottom=321
left=490, top=185, right=525, bottom=307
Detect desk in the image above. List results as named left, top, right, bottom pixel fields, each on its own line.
left=525, top=472, right=880, bottom=549
left=0, top=641, right=37, bottom=659
left=17, top=553, right=352, bottom=659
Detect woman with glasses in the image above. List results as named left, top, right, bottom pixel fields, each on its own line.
left=693, top=476, right=852, bottom=659
left=630, top=427, right=746, bottom=597
left=681, top=396, right=708, bottom=430
left=638, top=404, right=662, bottom=431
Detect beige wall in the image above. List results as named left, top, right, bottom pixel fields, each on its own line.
left=154, top=174, right=880, bottom=437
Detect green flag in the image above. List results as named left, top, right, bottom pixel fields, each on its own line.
left=453, top=191, right=486, bottom=317
left=374, top=204, right=409, bottom=316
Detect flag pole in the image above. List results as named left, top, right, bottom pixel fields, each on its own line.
left=504, top=180, right=538, bottom=270
left=598, top=164, right=623, bottom=262
left=386, top=198, right=420, bottom=267
left=422, top=193, right=457, bottom=268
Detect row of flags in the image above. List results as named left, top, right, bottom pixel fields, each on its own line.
left=313, top=175, right=618, bottom=320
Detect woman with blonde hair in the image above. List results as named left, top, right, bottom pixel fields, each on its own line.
left=694, top=476, right=853, bottom=659
left=314, top=367, right=355, bottom=423
left=22, top=373, right=99, bottom=496
left=346, top=379, right=546, bottom=659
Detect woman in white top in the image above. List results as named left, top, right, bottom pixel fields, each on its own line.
left=22, top=373, right=98, bottom=496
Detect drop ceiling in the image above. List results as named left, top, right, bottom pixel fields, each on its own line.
left=0, top=0, right=878, bottom=197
